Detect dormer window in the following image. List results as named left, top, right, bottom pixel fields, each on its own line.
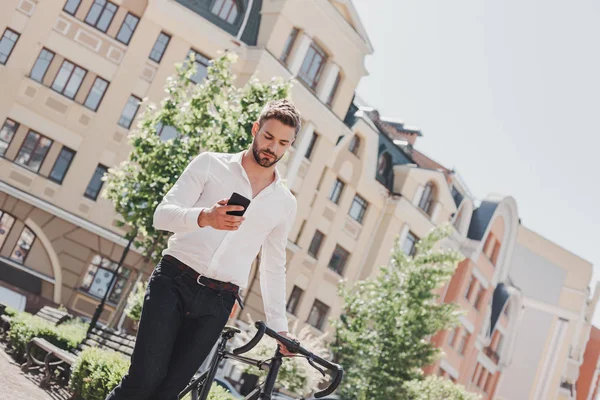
left=211, top=0, right=238, bottom=24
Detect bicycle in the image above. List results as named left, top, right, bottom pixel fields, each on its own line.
left=178, top=321, right=343, bottom=400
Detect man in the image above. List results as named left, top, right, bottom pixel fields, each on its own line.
left=107, top=99, right=301, bottom=400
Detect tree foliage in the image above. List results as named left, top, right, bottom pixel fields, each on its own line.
left=332, top=225, right=470, bottom=399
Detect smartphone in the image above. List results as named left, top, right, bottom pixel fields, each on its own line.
left=226, top=192, right=251, bottom=216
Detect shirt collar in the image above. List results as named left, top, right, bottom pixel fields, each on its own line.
left=230, top=150, right=282, bottom=185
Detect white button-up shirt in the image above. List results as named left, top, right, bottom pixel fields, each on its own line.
left=152, top=150, right=296, bottom=333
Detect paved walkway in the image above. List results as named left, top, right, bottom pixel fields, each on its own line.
left=0, top=345, right=71, bottom=400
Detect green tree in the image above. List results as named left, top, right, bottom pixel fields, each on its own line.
left=102, top=52, right=291, bottom=324
left=332, top=225, right=470, bottom=400
left=404, top=376, right=480, bottom=400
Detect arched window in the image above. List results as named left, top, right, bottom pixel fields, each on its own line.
left=211, top=0, right=239, bottom=24
left=0, top=210, right=16, bottom=250
left=418, top=182, right=436, bottom=215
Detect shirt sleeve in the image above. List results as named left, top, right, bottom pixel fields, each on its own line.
left=153, top=152, right=211, bottom=233
left=259, top=197, right=297, bottom=333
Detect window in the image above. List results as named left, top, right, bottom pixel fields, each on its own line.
left=188, top=50, right=210, bottom=84
left=308, top=230, right=324, bottom=258
left=280, top=27, right=299, bottom=64
left=0, top=28, right=20, bottom=65
left=116, top=12, right=139, bottom=45
left=30, top=49, right=55, bottom=83
left=15, top=130, right=53, bottom=173
left=304, top=132, right=318, bottom=160
left=474, top=286, right=485, bottom=310
left=328, top=245, right=350, bottom=275
left=80, top=254, right=131, bottom=303
left=286, top=286, right=303, bottom=315
left=63, top=0, right=81, bottom=15
left=84, top=164, right=108, bottom=200
left=448, top=327, right=459, bottom=347
left=84, top=77, right=109, bottom=111
left=348, top=135, right=361, bottom=156
left=491, top=241, right=501, bottom=265
left=329, top=179, right=344, bottom=204
left=0, top=211, right=16, bottom=250
left=51, top=60, right=87, bottom=99
left=402, top=231, right=418, bottom=256
left=307, top=299, right=329, bottom=330
left=457, top=331, right=470, bottom=355
left=211, top=0, right=238, bottom=24
left=10, top=226, right=36, bottom=264
left=149, top=32, right=171, bottom=63
left=294, top=220, right=306, bottom=244
left=326, top=72, right=341, bottom=107
left=0, top=119, right=19, bottom=157
left=49, top=147, right=75, bottom=184
left=156, top=122, right=178, bottom=141
left=349, top=194, right=367, bottom=224
left=472, top=363, right=482, bottom=384
left=118, top=95, right=141, bottom=128
left=483, top=370, right=493, bottom=393
left=418, top=182, right=435, bottom=215
left=298, top=42, right=327, bottom=89
left=85, top=0, right=118, bottom=33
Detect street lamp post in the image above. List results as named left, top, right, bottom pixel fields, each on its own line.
left=87, top=236, right=135, bottom=335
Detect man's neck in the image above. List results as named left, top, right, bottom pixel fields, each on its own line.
left=241, top=150, right=276, bottom=182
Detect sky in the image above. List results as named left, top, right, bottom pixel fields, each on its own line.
left=352, top=0, right=600, bottom=324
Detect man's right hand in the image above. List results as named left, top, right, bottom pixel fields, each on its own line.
left=197, top=198, right=246, bottom=230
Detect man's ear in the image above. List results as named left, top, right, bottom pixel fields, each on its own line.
left=252, top=121, right=260, bottom=137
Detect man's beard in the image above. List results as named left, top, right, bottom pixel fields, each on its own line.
left=252, top=141, right=282, bottom=167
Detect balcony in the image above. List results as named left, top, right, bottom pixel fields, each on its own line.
left=483, top=346, right=499, bottom=364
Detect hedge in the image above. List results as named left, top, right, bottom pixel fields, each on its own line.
left=7, top=312, right=87, bottom=360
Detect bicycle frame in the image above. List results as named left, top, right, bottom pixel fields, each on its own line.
left=179, top=328, right=284, bottom=400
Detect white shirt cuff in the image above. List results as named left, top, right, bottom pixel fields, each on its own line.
left=186, top=207, right=206, bottom=230
left=268, top=317, right=289, bottom=333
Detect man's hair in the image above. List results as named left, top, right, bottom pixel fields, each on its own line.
left=258, top=99, right=302, bottom=136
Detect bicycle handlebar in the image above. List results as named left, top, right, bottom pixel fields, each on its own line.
left=232, top=321, right=343, bottom=399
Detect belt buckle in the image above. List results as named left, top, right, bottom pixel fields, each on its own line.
left=196, top=274, right=205, bottom=286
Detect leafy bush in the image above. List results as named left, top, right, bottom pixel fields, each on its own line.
left=180, top=384, right=237, bottom=400
left=125, top=281, right=147, bottom=322
left=3, top=306, right=18, bottom=317
left=69, top=347, right=130, bottom=400
left=404, top=376, right=480, bottom=400
left=7, top=313, right=87, bottom=359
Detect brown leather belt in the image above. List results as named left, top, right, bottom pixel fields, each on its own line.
left=163, top=255, right=244, bottom=309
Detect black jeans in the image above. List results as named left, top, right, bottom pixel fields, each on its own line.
left=106, top=256, right=236, bottom=400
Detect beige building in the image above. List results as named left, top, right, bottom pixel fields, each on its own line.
left=0, top=1, right=597, bottom=399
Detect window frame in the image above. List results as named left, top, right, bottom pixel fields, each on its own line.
left=149, top=32, right=171, bottom=63
left=30, top=48, right=55, bottom=84
left=210, top=0, right=239, bottom=24
left=84, top=0, right=118, bottom=33
left=118, top=95, right=142, bottom=129
left=0, top=28, right=20, bottom=65
left=329, top=178, right=345, bottom=204
left=304, top=131, right=318, bottom=160
left=298, top=42, right=327, bottom=90
left=14, top=130, right=53, bottom=173
left=308, top=230, right=325, bottom=258
left=348, top=135, right=361, bottom=156
left=63, top=0, right=82, bottom=15
left=328, top=244, right=350, bottom=276
left=80, top=254, right=131, bottom=304
left=83, top=76, right=109, bottom=111
left=84, top=164, right=108, bottom=201
left=280, top=27, right=299, bottom=64
left=10, top=226, right=36, bottom=265
left=0, top=119, right=19, bottom=158
left=307, top=299, right=330, bottom=331
left=348, top=194, right=368, bottom=224
left=188, top=49, right=211, bottom=84
left=402, top=231, right=418, bottom=257
left=115, top=12, right=139, bottom=45
left=418, top=182, right=435, bottom=215
left=49, top=146, right=76, bottom=185
left=326, top=71, right=342, bottom=107
left=286, top=285, right=304, bottom=315
left=51, top=59, right=87, bottom=100
left=0, top=211, right=17, bottom=252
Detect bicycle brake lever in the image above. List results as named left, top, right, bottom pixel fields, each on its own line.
left=307, top=356, right=326, bottom=376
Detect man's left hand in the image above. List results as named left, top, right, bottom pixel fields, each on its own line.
left=277, top=331, right=295, bottom=357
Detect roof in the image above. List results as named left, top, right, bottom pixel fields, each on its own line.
left=467, top=196, right=504, bottom=240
